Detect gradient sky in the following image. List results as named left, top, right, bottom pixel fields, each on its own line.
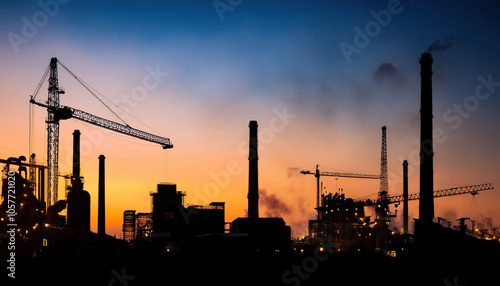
left=1, top=0, right=500, bottom=237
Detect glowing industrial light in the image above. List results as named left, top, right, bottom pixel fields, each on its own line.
left=392, top=231, right=395, bottom=235
left=43, top=238, right=47, bottom=247
left=319, top=247, right=324, bottom=252
left=45, top=223, right=49, bottom=227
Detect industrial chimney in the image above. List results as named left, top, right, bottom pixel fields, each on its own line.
left=71, top=130, right=83, bottom=192
left=98, top=155, right=105, bottom=235
left=67, top=130, right=91, bottom=231
left=247, top=120, right=259, bottom=218
left=419, top=53, right=435, bottom=224
left=403, top=160, right=409, bottom=234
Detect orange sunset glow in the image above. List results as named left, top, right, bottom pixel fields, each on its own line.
left=1, top=1, right=500, bottom=285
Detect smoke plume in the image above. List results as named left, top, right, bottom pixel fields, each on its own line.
left=425, top=36, right=455, bottom=53
left=260, top=189, right=291, bottom=217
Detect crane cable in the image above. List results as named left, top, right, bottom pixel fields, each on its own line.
left=29, top=64, right=50, bottom=162
left=56, top=59, right=166, bottom=138
left=56, top=60, right=129, bottom=127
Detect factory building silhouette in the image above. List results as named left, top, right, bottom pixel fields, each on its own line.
left=122, top=119, right=290, bottom=253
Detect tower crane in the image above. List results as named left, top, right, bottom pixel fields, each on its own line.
left=300, top=165, right=380, bottom=219
left=30, top=58, right=173, bottom=207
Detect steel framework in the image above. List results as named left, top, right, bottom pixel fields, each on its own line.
left=379, top=126, right=388, bottom=200
left=384, top=183, right=494, bottom=205
left=30, top=58, right=173, bottom=207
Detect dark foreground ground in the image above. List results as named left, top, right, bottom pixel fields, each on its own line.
left=2, top=246, right=498, bottom=286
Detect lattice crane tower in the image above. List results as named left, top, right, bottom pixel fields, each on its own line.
left=379, top=126, right=389, bottom=200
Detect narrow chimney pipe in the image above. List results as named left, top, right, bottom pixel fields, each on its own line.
left=67, top=129, right=90, bottom=231
left=72, top=130, right=81, bottom=179
left=419, top=53, right=435, bottom=223
left=38, top=168, right=45, bottom=208
left=98, top=155, right=105, bottom=235
left=71, top=130, right=83, bottom=192
left=403, top=160, right=409, bottom=234
left=248, top=120, right=259, bottom=218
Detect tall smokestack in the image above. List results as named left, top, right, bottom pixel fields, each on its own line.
left=419, top=53, right=435, bottom=224
left=98, top=155, right=105, bottom=235
left=248, top=120, right=259, bottom=218
left=71, top=130, right=83, bottom=191
left=67, top=129, right=91, bottom=231
left=403, top=160, right=409, bottom=234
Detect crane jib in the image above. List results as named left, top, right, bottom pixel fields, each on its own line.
left=70, top=107, right=173, bottom=149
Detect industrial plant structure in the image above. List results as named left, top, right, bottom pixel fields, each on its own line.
left=122, top=119, right=291, bottom=253
left=123, top=183, right=225, bottom=249
left=298, top=53, right=496, bottom=255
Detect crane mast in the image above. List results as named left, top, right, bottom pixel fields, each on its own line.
left=379, top=126, right=388, bottom=200
left=46, top=57, right=63, bottom=207
left=31, top=57, right=173, bottom=207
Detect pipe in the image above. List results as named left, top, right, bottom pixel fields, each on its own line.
left=98, top=155, right=105, bottom=235
left=403, top=160, right=408, bottom=234
left=71, top=130, right=83, bottom=191
left=247, top=120, right=259, bottom=218
left=419, top=53, right=435, bottom=224
left=38, top=168, right=45, bottom=207
left=315, top=165, right=320, bottom=220
left=72, top=130, right=80, bottom=180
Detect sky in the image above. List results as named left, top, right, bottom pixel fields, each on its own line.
left=1, top=0, right=500, bottom=238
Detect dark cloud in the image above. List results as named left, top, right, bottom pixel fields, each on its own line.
left=425, top=36, right=455, bottom=53
left=372, top=62, right=404, bottom=88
